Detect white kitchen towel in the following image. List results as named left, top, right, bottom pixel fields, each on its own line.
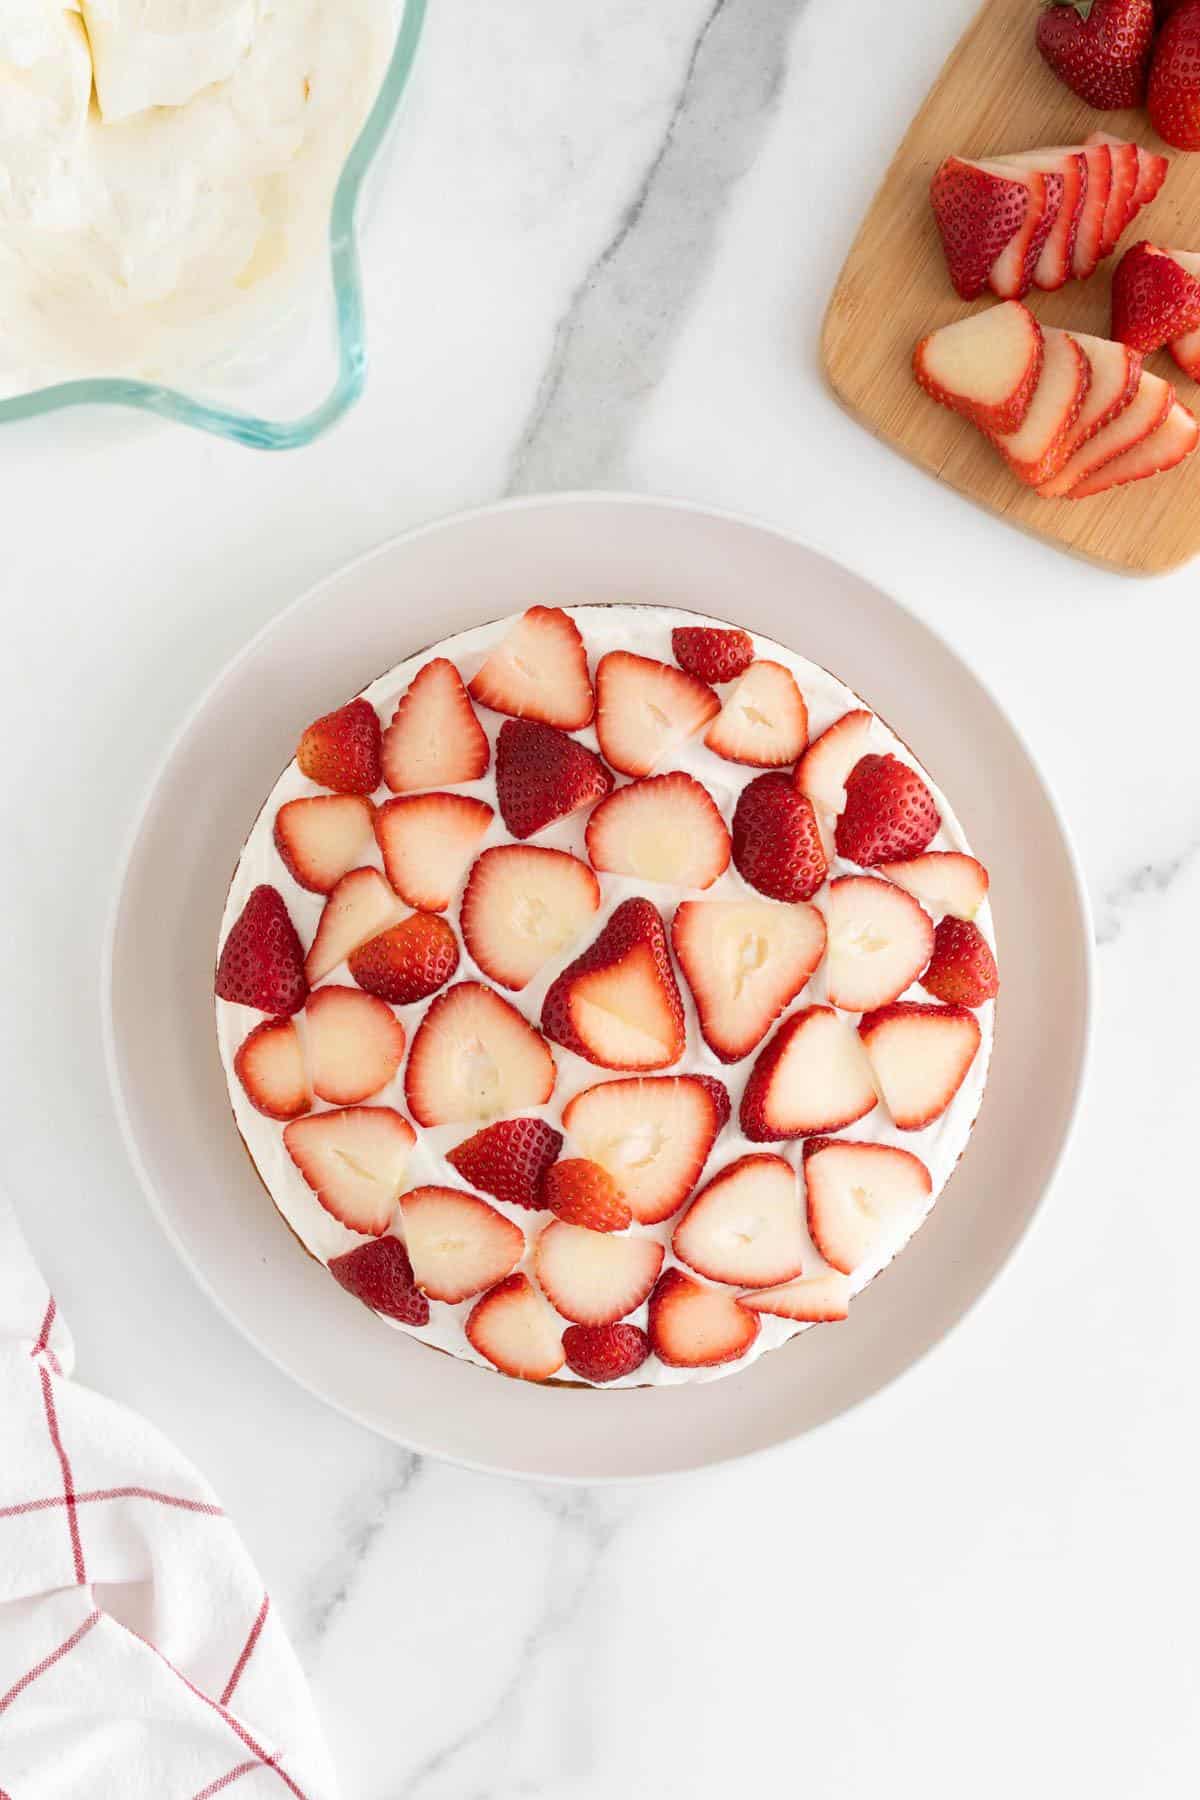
left=0, top=1202, right=338, bottom=1799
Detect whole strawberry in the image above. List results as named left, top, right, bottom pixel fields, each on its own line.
left=1150, top=0, right=1200, bottom=148
left=1037, top=0, right=1154, bottom=109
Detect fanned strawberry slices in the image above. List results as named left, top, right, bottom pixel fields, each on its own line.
left=217, top=605, right=997, bottom=1388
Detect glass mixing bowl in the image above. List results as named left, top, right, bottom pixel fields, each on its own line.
left=0, top=0, right=427, bottom=450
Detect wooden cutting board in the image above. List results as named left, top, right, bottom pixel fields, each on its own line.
left=821, top=0, right=1200, bottom=576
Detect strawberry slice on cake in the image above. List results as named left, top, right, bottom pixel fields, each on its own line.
left=740, top=1006, right=878, bottom=1141
left=305, top=868, right=405, bottom=985
left=534, top=1221, right=663, bottom=1325
left=585, top=773, right=730, bottom=890
left=446, top=1117, right=563, bottom=1210
left=284, top=1107, right=416, bottom=1235
left=465, top=1275, right=566, bottom=1381
left=647, top=1268, right=761, bottom=1370
left=297, top=697, right=381, bottom=796
left=348, top=912, right=460, bottom=1005
left=399, top=1186, right=525, bottom=1303
left=541, top=898, right=685, bottom=1071
left=594, top=651, right=719, bottom=777
left=820, top=875, right=934, bottom=1013
left=382, top=658, right=490, bottom=794
left=494, top=719, right=613, bottom=840
left=460, top=845, right=601, bottom=989
left=217, top=885, right=309, bottom=1016
left=858, top=1002, right=982, bottom=1131
left=274, top=795, right=376, bottom=896
left=672, top=1154, right=806, bottom=1290
left=374, top=793, right=493, bottom=913
left=561, top=1075, right=726, bottom=1224
left=405, top=981, right=557, bottom=1127
left=703, top=661, right=808, bottom=767
left=803, top=1136, right=933, bottom=1276
left=671, top=897, right=826, bottom=1063
left=468, top=605, right=594, bottom=731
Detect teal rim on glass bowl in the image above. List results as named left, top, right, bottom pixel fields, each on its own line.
left=0, top=0, right=428, bottom=452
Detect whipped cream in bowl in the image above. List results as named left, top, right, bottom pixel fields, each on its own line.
left=0, top=0, right=423, bottom=443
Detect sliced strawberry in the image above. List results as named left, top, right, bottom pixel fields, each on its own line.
left=1173, top=325, right=1200, bottom=381
left=921, top=917, right=1000, bottom=1006
left=459, top=845, right=600, bottom=990
left=929, top=157, right=1031, bottom=300
left=1128, top=142, right=1169, bottom=211
left=671, top=897, right=826, bottom=1063
left=328, top=1237, right=430, bottom=1326
left=985, top=149, right=1086, bottom=292
left=821, top=875, right=934, bottom=1013
left=1112, top=242, right=1200, bottom=352
left=465, top=1274, right=565, bottom=1381
left=468, top=606, right=594, bottom=731
left=877, top=852, right=989, bottom=921
left=541, top=1158, right=632, bottom=1232
left=1070, top=140, right=1113, bottom=282
left=858, top=1002, right=982, bottom=1131
left=305, top=985, right=406, bottom=1105
left=494, top=718, right=614, bottom=840
left=731, top=772, right=827, bottom=903
left=594, top=651, right=719, bottom=778
left=671, top=625, right=754, bottom=684
left=585, top=772, right=730, bottom=890
left=216, top=885, right=308, bottom=1015
left=1065, top=397, right=1199, bottom=496
left=561, top=1321, right=650, bottom=1383
left=234, top=1017, right=310, bottom=1120
left=647, top=1267, right=760, bottom=1369
left=836, top=754, right=940, bottom=868
left=375, top=793, right=493, bottom=912
left=1098, top=140, right=1140, bottom=259
left=740, top=1005, right=878, bottom=1142
left=541, top=898, right=685, bottom=1071
left=297, top=697, right=381, bottom=796
left=535, top=1221, right=663, bottom=1325
left=804, top=1138, right=933, bottom=1276
left=673, top=1154, right=805, bottom=1289
left=404, top=981, right=557, bottom=1126
left=1038, top=368, right=1173, bottom=497
left=985, top=169, right=1063, bottom=299
left=989, top=327, right=1091, bottom=487
left=348, top=912, right=459, bottom=1006
left=274, top=795, right=376, bottom=895
left=1052, top=330, right=1142, bottom=462
left=400, top=1186, right=525, bottom=1303
left=794, top=709, right=873, bottom=815
left=305, top=868, right=403, bottom=985
left=737, top=1272, right=851, bottom=1323
left=381, top=657, right=490, bottom=794
left=446, top=1117, right=562, bottom=1210
left=283, top=1107, right=416, bottom=1235
left=913, top=300, right=1044, bottom=434
left=703, top=661, right=808, bottom=768
left=561, top=1075, right=723, bottom=1224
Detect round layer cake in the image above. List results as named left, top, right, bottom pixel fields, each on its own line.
left=214, top=603, right=997, bottom=1388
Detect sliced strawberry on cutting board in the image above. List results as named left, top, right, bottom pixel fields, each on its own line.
left=921, top=918, right=999, bottom=1007
left=494, top=718, right=614, bottom=840
left=465, top=1274, right=565, bottom=1381
left=1172, top=325, right=1200, bottom=380
left=541, top=898, right=685, bottom=1071
left=404, top=981, right=556, bottom=1126
left=985, top=169, right=1063, bottom=299
left=561, top=1321, right=650, bottom=1383
left=305, top=867, right=405, bottom=985
left=703, top=661, right=808, bottom=767
left=400, top=1185, right=525, bottom=1303
left=594, top=651, right=719, bottom=777
left=375, top=793, right=493, bottom=912
left=821, top=875, right=933, bottom=1013
left=1066, top=399, right=1200, bottom=496
left=535, top=1221, right=663, bottom=1325
left=673, top=1153, right=805, bottom=1289
left=985, top=149, right=1087, bottom=292
left=297, top=697, right=381, bottom=796
left=913, top=301, right=1044, bottom=436
left=647, top=1267, right=760, bottom=1369
left=988, top=327, right=1091, bottom=487
left=737, top=1272, right=851, bottom=1323
left=804, top=1137, right=933, bottom=1276
left=283, top=1107, right=416, bottom=1235
left=1071, top=140, right=1114, bottom=281
left=381, top=657, right=490, bottom=795
left=561, top=1075, right=724, bottom=1224
left=468, top=606, right=594, bottom=731
left=929, top=156, right=1031, bottom=300
left=328, top=1237, right=430, bottom=1326
left=858, top=1002, right=982, bottom=1131
left=1052, top=331, right=1142, bottom=462
left=585, top=772, right=730, bottom=890
left=740, top=1005, right=878, bottom=1141
left=1112, top=242, right=1200, bottom=351
left=460, top=844, right=600, bottom=990
left=794, top=709, right=873, bottom=818
left=731, top=773, right=827, bottom=903
left=877, top=852, right=989, bottom=921
left=1097, top=139, right=1141, bottom=259
left=216, top=885, right=309, bottom=1015
left=1038, top=368, right=1174, bottom=497
left=671, top=896, right=826, bottom=1063
left=836, top=755, right=940, bottom=868
left=541, top=1158, right=632, bottom=1232
left=446, top=1117, right=562, bottom=1210
left=671, top=625, right=754, bottom=684
left=305, top=985, right=406, bottom=1105
left=348, top=912, right=459, bottom=1005
left=274, top=795, right=376, bottom=896
left=234, top=1017, right=310, bottom=1120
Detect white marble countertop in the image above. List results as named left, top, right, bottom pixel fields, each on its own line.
left=3, top=0, right=1199, bottom=1792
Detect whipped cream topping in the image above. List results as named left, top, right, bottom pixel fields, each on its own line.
left=215, top=605, right=996, bottom=1388
left=0, top=0, right=393, bottom=397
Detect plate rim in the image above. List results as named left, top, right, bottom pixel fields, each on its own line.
left=100, top=490, right=1096, bottom=1483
